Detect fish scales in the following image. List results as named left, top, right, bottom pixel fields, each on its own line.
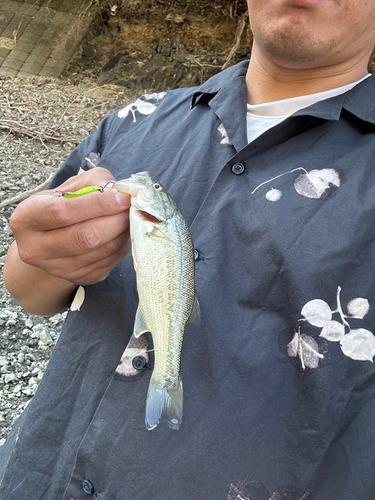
left=112, top=172, right=200, bottom=431
left=133, top=214, right=194, bottom=381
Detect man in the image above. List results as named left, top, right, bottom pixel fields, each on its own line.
left=2, top=0, right=375, bottom=498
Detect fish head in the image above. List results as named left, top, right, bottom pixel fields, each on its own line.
left=112, top=171, right=176, bottom=224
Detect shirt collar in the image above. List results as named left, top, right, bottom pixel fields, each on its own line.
left=190, top=62, right=375, bottom=151
left=342, top=74, right=375, bottom=125
left=190, top=60, right=249, bottom=108
left=191, top=61, right=250, bottom=151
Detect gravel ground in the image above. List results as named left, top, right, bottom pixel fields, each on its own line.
left=0, top=74, right=139, bottom=445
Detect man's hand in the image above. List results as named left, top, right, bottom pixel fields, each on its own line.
left=3, top=167, right=131, bottom=314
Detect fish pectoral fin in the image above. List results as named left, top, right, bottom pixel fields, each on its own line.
left=146, top=226, right=170, bottom=241
left=134, top=305, right=150, bottom=338
left=187, top=291, right=201, bottom=325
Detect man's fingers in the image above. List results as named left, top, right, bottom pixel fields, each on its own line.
left=18, top=211, right=130, bottom=263
left=11, top=183, right=130, bottom=233
left=34, top=233, right=132, bottom=285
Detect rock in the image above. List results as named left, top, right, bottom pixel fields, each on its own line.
left=102, top=50, right=130, bottom=72
left=98, top=71, right=111, bottom=85
left=157, top=37, right=174, bottom=58
left=81, top=44, right=96, bottom=59
left=22, top=387, right=34, bottom=396
left=49, top=313, right=63, bottom=325
left=32, top=324, right=52, bottom=344
left=28, top=377, right=39, bottom=387
left=13, top=384, right=22, bottom=394
left=0, top=356, right=7, bottom=366
left=4, top=373, right=17, bottom=384
left=17, top=353, right=25, bottom=363
left=3, top=310, right=17, bottom=320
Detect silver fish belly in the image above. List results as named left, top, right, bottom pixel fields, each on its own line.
left=112, top=172, right=200, bottom=430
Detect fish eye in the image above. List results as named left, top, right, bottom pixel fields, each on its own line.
left=153, top=183, right=163, bottom=191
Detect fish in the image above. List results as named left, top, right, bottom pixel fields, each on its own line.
left=112, top=172, right=200, bottom=430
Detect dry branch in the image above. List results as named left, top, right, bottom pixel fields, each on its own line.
left=0, top=172, right=55, bottom=209
left=0, top=120, right=79, bottom=144
left=222, top=10, right=249, bottom=70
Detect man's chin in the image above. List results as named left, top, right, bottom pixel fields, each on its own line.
left=257, top=29, right=335, bottom=68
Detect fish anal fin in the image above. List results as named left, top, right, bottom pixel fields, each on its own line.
left=134, top=305, right=150, bottom=338
left=187, top=291, right=201, bottom=325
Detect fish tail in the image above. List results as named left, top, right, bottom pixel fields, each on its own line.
left=145, top=375, right=183, bottom=431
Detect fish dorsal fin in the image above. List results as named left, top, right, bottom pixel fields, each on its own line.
left=187, top=291, right=201, bottom=325
left=134, top=305, right=150, bottom=338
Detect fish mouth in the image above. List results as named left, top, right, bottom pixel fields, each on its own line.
left=132, top=199, right=163, bottom=224
left=137, top=209, right=163, bottom=224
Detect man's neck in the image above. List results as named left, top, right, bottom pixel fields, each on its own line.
left=246, top=45, right=371, bottom=105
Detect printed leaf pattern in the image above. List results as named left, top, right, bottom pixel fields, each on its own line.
left=251, top=167, right=341, bottom=202
left=265, top=188, right=282, bottom=202
left=340, top=329, right=375, bottom=362
left=287, top=330, right=324, bottom=370
left=217, top=123, right=232, bottom=145
left=117, top=92, right=166, bottom=122
left=70, top=286, right=85, bottom=311
left=320, top=320, right=345, bottom=342
left=301, top=299, right=332, bottom=327
left=282, top=286, right=375, bottom=371
left=280, top=326, right=329, bottom=373
left=227, top=478, right=313, bottom=500
left=346, top=297, right=369, bottom=318
left=116, top=333, right=149, bottom=376
left=294, top=168, right=340, bottom=199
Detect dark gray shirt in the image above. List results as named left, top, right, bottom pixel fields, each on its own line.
left=2, top=61, right=375, bottom=500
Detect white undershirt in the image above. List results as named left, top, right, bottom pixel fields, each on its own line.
left=246, top=74, right=371, bottom=143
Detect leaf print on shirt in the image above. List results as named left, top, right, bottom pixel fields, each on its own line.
left=281, top=286, right=375, bottom=371
left=294, top=169, right=340, bottom=199
left=117, top=92, right=166, bottom=122
left=227, top=478, right=313, bottom=500
left=279, top=326, right=331, bottom=374
left=265, top=188, right=282, bottom=202
left=214, top=123, right=233, bottom=146
left=251, top=167, right=341, bottom=201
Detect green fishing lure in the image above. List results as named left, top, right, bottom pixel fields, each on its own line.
left=53, top=181, right=115, bottom=198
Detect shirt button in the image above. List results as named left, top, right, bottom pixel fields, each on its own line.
left=231, top=163, right=245, bottom=175
left=194, top=249, right=199, bottom=261
left=81, top=479, right=95, bottom=495
left=132, top=356, right=147, bottom=370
